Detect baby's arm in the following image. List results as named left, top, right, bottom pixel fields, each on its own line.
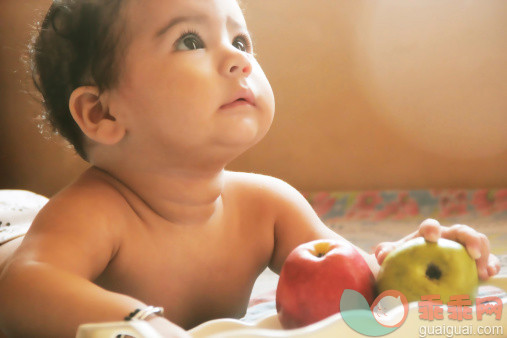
left=0, top=188, right=187, bottom=337
left=262, top=176, right=379, bottom=277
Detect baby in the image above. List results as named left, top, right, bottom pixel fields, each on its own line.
left=0, top=0, right=500, bottom=337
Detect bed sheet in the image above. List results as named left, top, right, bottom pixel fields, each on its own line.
left=0, top=190, right=48, bottom=245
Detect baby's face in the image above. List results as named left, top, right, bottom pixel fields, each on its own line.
left=107, top=0, right=275, bottom=167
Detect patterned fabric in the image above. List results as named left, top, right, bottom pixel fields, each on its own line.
left=305, top=189, right=507, bottom=256
left=306, top=189, right=507, bottom=222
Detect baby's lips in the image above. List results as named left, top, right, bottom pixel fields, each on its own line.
left=221, top=87, right=255, bottom=108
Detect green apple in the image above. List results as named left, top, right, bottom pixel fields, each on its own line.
left=376, top=237, right=478, bottom=304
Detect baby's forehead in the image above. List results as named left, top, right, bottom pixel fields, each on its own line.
left=123, top=0, right=246, bottom=33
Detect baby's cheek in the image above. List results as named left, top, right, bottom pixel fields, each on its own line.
left=253, top=72, right=275, bottom=115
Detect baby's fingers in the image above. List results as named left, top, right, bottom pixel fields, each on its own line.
left=374, top=241, right=397, bottom=265
left=475, top=233, right=491, bottom=280
left=487, top=254, right=501, bottom=277
left=375, top=219, right=442, bottom=265
left=442, top=224, right=493, bottom=280
left=442, top=224, right=483, bottom=259
left=418, top=219, right=442, bottom=242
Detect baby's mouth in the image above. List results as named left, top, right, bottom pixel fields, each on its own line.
left=220, top=98, right=254, bottom=110
left=220, top=87, right=256, bottom=110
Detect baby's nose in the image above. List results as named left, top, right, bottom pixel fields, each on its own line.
left=222, top=48, right=252, bottom=78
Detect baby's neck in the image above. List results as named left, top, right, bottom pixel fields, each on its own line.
left=95, top=166, right=226, bottom=225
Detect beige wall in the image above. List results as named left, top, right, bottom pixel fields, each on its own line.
left=1, top=0, right=506, bottom=197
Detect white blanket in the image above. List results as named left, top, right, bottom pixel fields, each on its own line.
left=0, top=190, right=48, bottom=245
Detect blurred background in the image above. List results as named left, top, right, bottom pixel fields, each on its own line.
left=0, top=0, right=506, bottom=197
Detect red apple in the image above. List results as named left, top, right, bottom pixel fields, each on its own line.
left=276, top=239, right=376, bottom=329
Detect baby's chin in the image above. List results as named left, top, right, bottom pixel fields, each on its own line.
left=216, top=117, right=271, bottom=147
left=213, top=133, right=265, bottom=157
left=206, top=133, right=267, bottom=165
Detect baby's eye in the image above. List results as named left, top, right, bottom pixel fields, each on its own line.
left=232, top=34, right=251, bottom=53
left=175, top=32, right=205, bottom=51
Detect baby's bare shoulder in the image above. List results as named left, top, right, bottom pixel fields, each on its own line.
left=13, top=168, right=131, bottom=277
left=225, top=171, right=302, bottom=201
left=39, top=168, right=131, bottom=225
left=26, top=168, right=131, bottom=250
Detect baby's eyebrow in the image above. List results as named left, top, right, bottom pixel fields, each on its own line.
left=226, top=16, right=247, bottom=32
left=155, top=14, right=208, bottom=38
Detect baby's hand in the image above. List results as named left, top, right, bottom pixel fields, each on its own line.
left=374, top=218, right=500, bottom=281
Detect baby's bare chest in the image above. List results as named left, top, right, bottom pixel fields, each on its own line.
left=95, top=214, right=274, bottom=328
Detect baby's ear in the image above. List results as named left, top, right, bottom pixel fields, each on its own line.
left=69, top=86, right=125, bottom=145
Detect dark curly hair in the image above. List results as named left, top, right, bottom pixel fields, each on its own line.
left=30, top=0, right=130, bottom=160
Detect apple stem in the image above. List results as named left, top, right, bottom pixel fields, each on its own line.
left=312, top=242, right=331, bottom=258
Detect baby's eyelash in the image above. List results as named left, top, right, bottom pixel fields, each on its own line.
left=179, top=29, right=200, bottom=38
left=235, top=33, right=253, bottom=53
left=174, top=29, right=203, bottom=47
